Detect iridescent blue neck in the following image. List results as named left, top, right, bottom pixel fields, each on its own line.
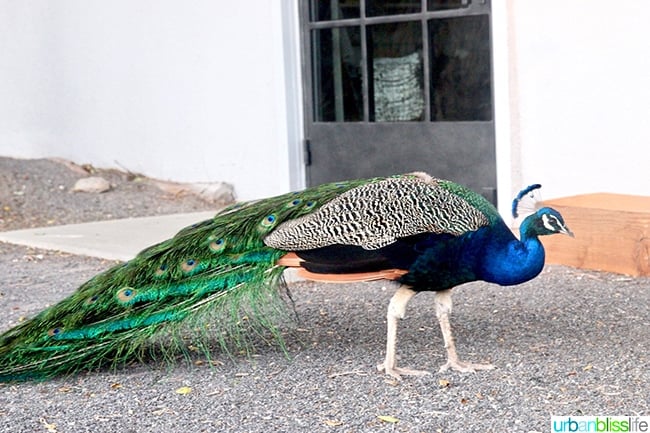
left=479, top=224, right=546, bottom=286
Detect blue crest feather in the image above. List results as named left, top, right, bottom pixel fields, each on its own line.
left=512, top=184, right=542, bottom=218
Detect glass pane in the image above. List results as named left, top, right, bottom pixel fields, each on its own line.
left=367, top=0, right=421, bottom=17
left=428, top=15, right=492, bottom=121
left=312, top=27, right=363, bottom=122
left=427, top=0, right=471, bottom=11
left=368, top=21, right=424, bottom=122
left=310, top=0, right=360, bottom=21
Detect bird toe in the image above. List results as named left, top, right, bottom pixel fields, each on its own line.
left=439, top=359, right=494, bottom=373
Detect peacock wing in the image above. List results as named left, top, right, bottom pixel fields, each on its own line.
left=264, top=172, right=493, bottom=251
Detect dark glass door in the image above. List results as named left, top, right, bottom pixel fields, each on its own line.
left=302, top=0, right=496, bottom=203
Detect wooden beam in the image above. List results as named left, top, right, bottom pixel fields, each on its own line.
left=542, top=193, right=650, bottom=276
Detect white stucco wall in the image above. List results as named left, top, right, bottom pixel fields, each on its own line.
left=2, top=1, right=648, bottom=206
left=508, top=1, right=650, bottom=201
left=0, top=1, right=303, bottom=201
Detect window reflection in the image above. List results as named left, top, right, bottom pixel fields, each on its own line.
left=428, top=15, right=492, bottom=121
left=368, top=21, right=424, bottom=121
left=427, top=0, right=471, bottom=11
left=311, top=0, right=471, bottom=21
left=311, top=0, right=360, bottom=21
left=312, top=27, right=363, bottom=121
left=308, top=1, right=492, bottom=122
left=367, top=0, right=420, bottom=17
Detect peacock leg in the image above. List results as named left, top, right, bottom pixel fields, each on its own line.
left=377, top=285, right=431, bottom=379
left=435, top=289, right=494, bottom=373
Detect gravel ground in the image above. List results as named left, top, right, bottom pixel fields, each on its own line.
left=1, top=157, right=649, bottom=433
left=0, top=157, right=218, bottom=231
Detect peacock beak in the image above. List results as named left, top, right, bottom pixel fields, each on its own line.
left=560, top=225, right=575, bottom=237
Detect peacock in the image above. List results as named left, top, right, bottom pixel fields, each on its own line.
left=0, top=172, right=573, bottom=382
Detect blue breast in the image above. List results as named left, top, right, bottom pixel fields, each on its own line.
left=397, top=221, right=546, bottom=290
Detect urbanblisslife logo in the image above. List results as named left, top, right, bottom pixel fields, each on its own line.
left=551, top=416, right=650, bottom=432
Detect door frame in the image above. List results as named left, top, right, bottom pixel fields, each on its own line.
left=281, top=0, right=516, bottom=215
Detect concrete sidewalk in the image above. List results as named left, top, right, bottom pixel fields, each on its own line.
left=0, top=211, right=217, bottom=261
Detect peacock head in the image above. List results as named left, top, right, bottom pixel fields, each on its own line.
left=522, top=207, right=574, bottom=238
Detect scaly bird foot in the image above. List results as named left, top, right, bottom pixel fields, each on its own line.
left=377, top=362, right=431, bottom=380
left=439, top=359, right=494, bottom=373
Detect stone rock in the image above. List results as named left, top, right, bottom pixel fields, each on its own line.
left=187, top=182, right=235, bottom=204
left=72, top=176, right=112, bottom=193
left=151, top=180, right=234, bottom=204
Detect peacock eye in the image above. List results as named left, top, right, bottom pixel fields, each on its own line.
left=261, top=214, right=277, bottom=228
left=85, top=295, right=100, bottom=305
left=154, top=263, right=169, bottom=276
left=116, top=287, right=137, bottom=303
left=47, top=327, right=63, bottom=337
left=209, top=237, right=226, bottom=253
left=184, top=259, right=194, bottom=266
left=305, top=201, right=315, bottom=208
left=181, top=258, right=200, bottom=273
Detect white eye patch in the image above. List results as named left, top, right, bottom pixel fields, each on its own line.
left=542, top=214, right=561, bottom=232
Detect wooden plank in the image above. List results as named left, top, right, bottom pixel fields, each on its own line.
left=541, top=193, right=650, bottom=276
left=544, top=193, right=650, bottom=213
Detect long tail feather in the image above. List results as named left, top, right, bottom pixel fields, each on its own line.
left=0, top=177, right=374, bottom=381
